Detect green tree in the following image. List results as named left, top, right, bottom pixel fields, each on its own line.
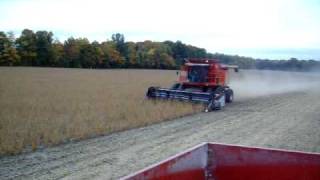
left=79, top=43, right=95, bottom=68
left=91, top=41, right=104, bottom=68
left=63, top=37, right=79, bottom=67
left=126, top=42, right=137, bottom=67
left=171, top=41, right=188, bottom=66
left=52, top=40, right=64, bottom=67
left=16, top=29, right=37, bottom=65
left=78, top=41, right=104, bottom=68
left=111, top=33, right=126, bottom=55
left=35, top=31, right=55, bottom=66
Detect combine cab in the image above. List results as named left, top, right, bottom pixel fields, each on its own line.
left=122, top=143, right=320, bottom=180
left=146, top=59, right=238, bottom=111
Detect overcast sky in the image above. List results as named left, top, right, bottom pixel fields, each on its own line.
left=1, top=0, right=319, bottom=60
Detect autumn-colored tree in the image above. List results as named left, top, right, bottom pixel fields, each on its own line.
left=2, top=29, right=320, bottom=71
left=63, top=38, right=90, bottom=68
left=101, top=41, right=125, bottom=68
left=0, top=31, right=20, bottom=66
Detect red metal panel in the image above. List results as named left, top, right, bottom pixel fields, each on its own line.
left=122, top=143, right=320, bottom=180
left=208, top=143, right=320, bottom=180
left=122, top=143, right=207, bottom=180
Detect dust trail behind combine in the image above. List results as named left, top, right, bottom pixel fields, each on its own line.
left=229, top=70, right=320, bottom=100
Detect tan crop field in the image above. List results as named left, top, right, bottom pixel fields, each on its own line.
left=2, top=67, right=320, bottom=179
left=0, top=67, right=202, bottom=155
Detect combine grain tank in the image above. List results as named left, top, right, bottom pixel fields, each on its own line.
left=122, top=143, right=320, bottom=180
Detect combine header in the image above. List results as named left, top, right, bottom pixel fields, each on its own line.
left=146, top=58, right=238, bottom=111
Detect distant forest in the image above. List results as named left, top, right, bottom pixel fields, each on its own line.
left=1, top=29, right=320, bottom=71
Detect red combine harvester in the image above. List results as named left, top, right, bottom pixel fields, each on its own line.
left=146, top=58, right=238, bottom=111
left=122, top=143, right=320, bottom=180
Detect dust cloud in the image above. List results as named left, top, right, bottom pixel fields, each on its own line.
left=229, top=70, right=320, bottom=100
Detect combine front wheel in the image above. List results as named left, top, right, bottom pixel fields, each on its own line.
left=205, top=101, right=214, bottom=112
left=225, top=89, right=234, bottom=103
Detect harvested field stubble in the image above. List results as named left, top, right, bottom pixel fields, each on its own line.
left=0, top=67, right=202, bottom=155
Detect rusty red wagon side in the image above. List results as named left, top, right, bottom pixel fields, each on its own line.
left=122, top=142, right=320, bottom=180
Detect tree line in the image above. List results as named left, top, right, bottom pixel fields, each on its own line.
left=1, top=29, right=319, bottom=72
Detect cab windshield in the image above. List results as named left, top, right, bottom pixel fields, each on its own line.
left=187, top=66, right=209, bottom=82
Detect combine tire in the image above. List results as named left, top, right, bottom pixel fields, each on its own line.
left=205, top=87, right=226, bottom=112
left=205, top=100, right=214, bottom=112
left=226, top=89, right=234, bottom=103
left=171, top=83, right=181, bottom=90
left=146, top=87, right=156, bottom=98
left=213, top=92, right=225, bottom=110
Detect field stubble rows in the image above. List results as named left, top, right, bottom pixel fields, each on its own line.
left=1, top=87, right=320, bottom=179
